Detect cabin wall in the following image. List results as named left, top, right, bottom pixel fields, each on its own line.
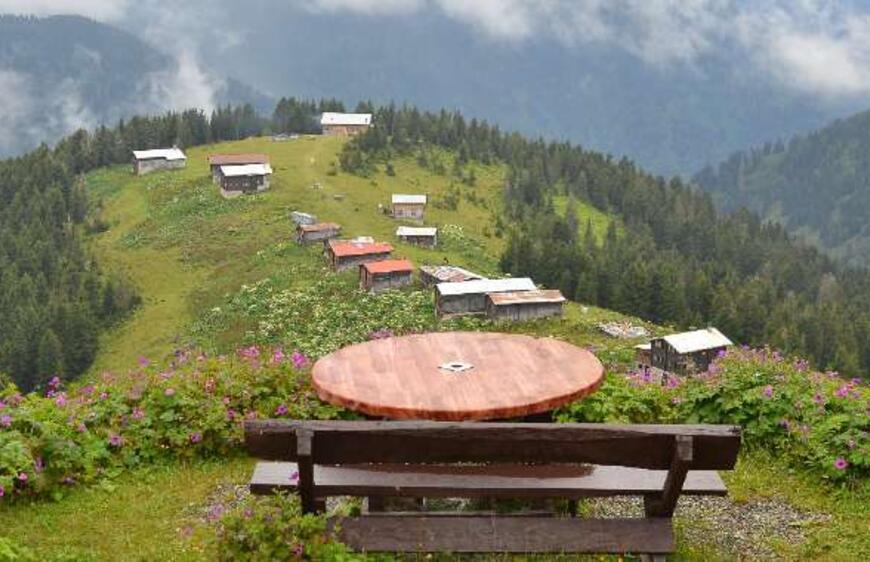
left=392, top=203, right=425, bottom=220
left=322, top=124, right=369, bottom=137
left=297, top=228, right=340, bottom=244
left=219, top=174, right=269, bottom=197
left=485, top=301, right=564, bottom=322
left=362, top=271, right=412, bottom=293
left=436, top=293, right=489, bottom=316
left=134, top=158, right=186, bottom=176
left=399, top=234, right=436, bottom=248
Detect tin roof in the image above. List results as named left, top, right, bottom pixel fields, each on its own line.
left=328, top=240, right=393, bottom=258
left=436, top=277, right=536, bottom=297
left=208, top=153, right=269, bottom=165
left=487, top=289, right=566, bottom=306
left=392, top=194, right=427, bottom=205
left=321, top=112, right=372, bottom=126
left=132, top=148, right=186, bottom=161
left=397, top=226, right=437, bottom=237
left=361, top=259, right=414, bottom=274
left=298, top=222, right=341, bottom=233
left=219, top=163, right=273, bottom=177
left=659, top=327, right=733, bottom=354
left=420, top=265, right=485, bottom=283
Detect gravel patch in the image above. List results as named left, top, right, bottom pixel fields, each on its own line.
left=586, top=495, right=831, bottom=560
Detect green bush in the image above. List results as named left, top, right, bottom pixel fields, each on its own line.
left=0, top=348, right=341, bottom=502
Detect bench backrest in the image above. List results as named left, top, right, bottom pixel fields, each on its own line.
left=244, top=420, right=741, bottom=470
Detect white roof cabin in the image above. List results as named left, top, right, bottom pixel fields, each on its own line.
left=320, top=112, right=372, bottom=126
left=219, top=163, right=273, bottom=177
left=661, top=328, right=733, bottom=354
left=132, top=148, right=186, bottom=161
left=392, top=194, right=428, bottom=205
left=397, top=226, right=437, bottom=237
left=437, top=277, right=536, bottom=297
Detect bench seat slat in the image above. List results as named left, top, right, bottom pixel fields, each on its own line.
left=330, top=516, right=675, bottom=553
left=250, top=461, right=727, bottom=497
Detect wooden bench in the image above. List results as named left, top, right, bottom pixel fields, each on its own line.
left=245, top=420, right=741, bottom=558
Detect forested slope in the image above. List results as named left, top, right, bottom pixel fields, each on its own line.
left=694, top=108, right=870, bottom=267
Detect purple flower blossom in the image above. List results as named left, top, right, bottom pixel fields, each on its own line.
left=55, top=393, right=68, bottom=407
left=108, top=434, right=124, bottom=447
left=138, top=356, right=150, bottom=368
left=0, top=414, right=11, bottom=428
left=99, top=391, right=109, bottom=401
left=189, top=432, right=202, bottom=444
left=0, top=401, right=5, bottom=410
left=812, top=393, right=825, bottom=405
left=18, top=472, right=27, bottom=483
left=289, top=470, right=299, bottom=483
left=207, top=505, right=225, bottom=521
left=275, top=404, right=289, bottom=416
left=271, top=347, right=285, bottom=364
left=835, top=385, right=849, bottom=398
left=0, top=485, right=4, bottom=497
left=164, top=388, right=175, bottom=397
left=131, top=407, right=145, bottom=421
left=48, top=376, right=61, bottom=389
left=833, top=458, right=848, bottom=470
left=762, top=385, right=774, bottom=398
left=292, top=543, right=304, bottom=557
left=238, top=345, right=260, bottom=359
left=34, top=457, right=44, bottom=473
left=291, top=350, right=308, bottom=370
left=716, top=348, right=728, bottom=358
left=227, top=409, right=237, bottom=421
left=243, top=508, right=254, bottom=519
left=794, top=359, right=809, bottom=371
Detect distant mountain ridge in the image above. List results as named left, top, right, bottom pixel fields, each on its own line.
left=0, top=14, right=270, bottom=157
left=694, top=108, right=870, bottom=267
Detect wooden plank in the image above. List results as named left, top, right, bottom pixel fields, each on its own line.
left=311, top=332, right=604, bottom=421
left=330, top=516, right=675, bottom=553
left=244, top=420, right=741, bottom=469
left=249, top=461, right=728, bottom=497
left=646, top=435, right=693, bottom=517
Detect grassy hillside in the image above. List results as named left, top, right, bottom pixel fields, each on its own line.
left=85, top=135, right=645, bottom=374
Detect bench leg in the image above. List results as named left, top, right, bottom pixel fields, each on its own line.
left=568, top=499, right=578, bottom=517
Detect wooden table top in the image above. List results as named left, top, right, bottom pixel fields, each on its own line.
left=311, top=332, right=604, bottom=421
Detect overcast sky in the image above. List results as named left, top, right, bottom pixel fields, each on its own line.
left=3, top=0, right=870, bottom=99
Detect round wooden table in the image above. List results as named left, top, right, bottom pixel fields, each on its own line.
left=311, top=331, right=604, bottom=421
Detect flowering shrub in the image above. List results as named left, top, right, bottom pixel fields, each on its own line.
left=195, top=276, right=489, bottom=358
left=0, top=347, right=342, bottom=501
left=212, top=492, right=362, bottom=561
left=558, top=348, right=870, bottom=482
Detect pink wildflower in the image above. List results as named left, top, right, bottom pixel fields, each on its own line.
left=77, top=423, right=87, bottom=433
left=108, top=434, right=124, bottom=447
left=189, top=432, right=202, bottom=444
left=275, top=404, right=289, bottom=416
left=0, top=485, right=4, bottom=497
left=762, top=385, right=774, bottom=398
left=131, top=407, right=145, bottom=421
left=271, top=347, right=285, bottom=364
left=34, top=457, right=44, bottom=473
left=0, top=414, right=11, bottom=428
left=834, top=458, right=848, bottom=470
left=227, top=409, right=237, bottom=421
left=164, top=388, right=175, bottom=397
left=289, top=470, right=299, bottom=483
left=18, top=472, right=27, bottom=483
left=291, top=350, right=308, bottom=370
left=835, top=385, right=849, bottom=398
left=812, top=393, right=825, bottom=405
left=238, top=345, right=260, bottom=359
left=55, top=393, right=68, bottom=407
left=138, top=356, right=150, bottom=368
left=99, top=391, right=109, bottom=401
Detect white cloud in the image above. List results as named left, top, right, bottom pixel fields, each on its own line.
left=140, top=50, right=222, bottom=113
left=0, top=0, right=128, bottom=20
left=0, top=70, right=33, bottom=152
left=436, top=0, right=536, bottom=40
left=308, top=0, right=423, bottom=15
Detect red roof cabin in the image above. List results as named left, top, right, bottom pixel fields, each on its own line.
left=326, top=240, right=393, bottom=271
left=359, top=259, right=414, bottom=293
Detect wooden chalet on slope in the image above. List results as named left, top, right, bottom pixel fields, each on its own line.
left=435, top=278, right=536, bottom=317
left=396, top=226, right=437, bottom=248
left=218, top=164, right=273, bottom=197
left=320, top=112, right=372, bottom=136
left=485, top=289, right=566, bottom=322
left=296, top=222, right=342, bottom=244
left=359, top=259, right=414, bottom=293
left=326, top=240, right=393, bottom=272
left=290, top=211, right=317, bottom=226
left=648, top=327, right=733, bottom=376
left=207, top=153, right=269, bottom=183
left=419, top=265, right=485, bottom=287
left=391, top=194, right=427, bottom=221
left=132, top=148, right=186, bottom=175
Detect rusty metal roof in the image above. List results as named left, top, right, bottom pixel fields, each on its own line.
left=328, top=240, right=393, bottom=258
left=361, top=259, right=414, bottom=274
left=420, top=265, right=485, bottom=283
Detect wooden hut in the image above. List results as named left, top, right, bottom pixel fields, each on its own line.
left=207, top=154, right=269, bottom=183
left=391, top=194, right=427, bottom=221
left=359, top=259, right=414, bottom=293
left=297, top=222, right=341, bottom=244
left=396, top=226, right=437, bottom=248
left=320, top=112, right=372, bottom=136
left=217, top=164, right=273, bottom=197
left=435, top=278, right=536, bottom=317
left=649, top=327, right=733, bottom=375
left=419, top=265, right=485, bottom=287
left=290, top=211, right=317, bottom=226
left=326, top=240, right=393, bottom=272
left=132, top=148, right=187, bottom=175
left=485, top=289, right=566, bottom=322
left=634, top=343, right=652, bottom=370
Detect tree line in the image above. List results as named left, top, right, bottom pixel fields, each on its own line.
left=340, top=104, right=870, bottom=378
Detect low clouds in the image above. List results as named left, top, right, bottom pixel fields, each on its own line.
left=0, top=0, right=128, bottom=20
